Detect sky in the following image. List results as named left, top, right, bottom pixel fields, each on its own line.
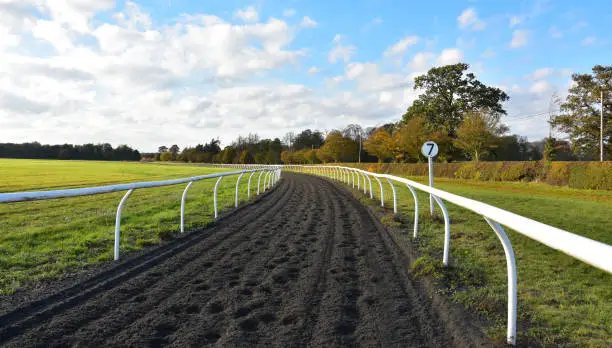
left=0, top=0, right=610, bottom=152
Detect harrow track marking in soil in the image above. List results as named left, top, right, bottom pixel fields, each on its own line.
left=0, top=173, right=492, bottom=348
left=80, top=178, right=301, bottom=345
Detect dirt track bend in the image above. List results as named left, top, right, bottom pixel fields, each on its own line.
left=0, top=173, right=489, bottom=348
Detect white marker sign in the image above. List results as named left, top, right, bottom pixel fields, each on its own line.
left=421, top=141, right=439, bottom=158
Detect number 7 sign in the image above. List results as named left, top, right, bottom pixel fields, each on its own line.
left=421, top=141, right=439, bottom=158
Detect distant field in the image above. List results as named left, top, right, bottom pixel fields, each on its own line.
left=345, top=174, right=612, bottom=346
left=0, top=159, right=266, bottom=294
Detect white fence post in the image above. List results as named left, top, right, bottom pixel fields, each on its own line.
left=247, top=172, right=255, bottom=198
left=235, top=173, right=244, bottom=208
left=373, top=176, right=384, bottom=207
left=114, top=189, right=134, bottom=261
left=214, top=176, right=223, bottom=219
left=366, top=173, right=374, bottom=199
left=180, top=181, right=194, bottom=233
left=431, top=195, right=451, bottom=266
left=257, top=170, right=264, bottom=195
left=485, top=217, right=518, bottom=345
left=406, top=184, right=419, bottom=238
left=386, top=178, right=397, bottom=214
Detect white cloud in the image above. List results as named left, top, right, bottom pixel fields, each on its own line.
left=582, top=36, right=596, bottom=45
left=525, top=68, right=554, bottom=80
left=384, top=35, right=419, bottom=56
left=328, top=35, right=356, bottom=63
left=457, top=8, right=486, bottom=30
left=307, top=66, right=320, bottom=74
left=509, top=15, right=523, bottom=27
left=300, top=16, right=318, bottom=28
left=528, top=80, right=551, bottom=94
left=407, top=52, right=434, bottom=73
left=283, top=9, right=296, bottom=17
left=436, top=48, right=463, bottom=65
left=234, top=6, right=259, bottom=22
left=0, top=1, right=569, bottom=150
left=510, top=29, right=529, bottom=48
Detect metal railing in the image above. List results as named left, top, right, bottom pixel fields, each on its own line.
left=0, top=167, right=282, bottom=261
left=284, top=164, right=612, bottom=345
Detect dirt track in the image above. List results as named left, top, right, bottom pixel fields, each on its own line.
left=0, top=173, right=491, bottom=347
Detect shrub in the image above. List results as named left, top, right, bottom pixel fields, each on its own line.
left=337, top=161, right=612, bottom=190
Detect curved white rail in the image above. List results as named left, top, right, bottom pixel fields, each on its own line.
left=284, top=164, right=612, bottom=345
left=1, top=167, right=281, bottom=261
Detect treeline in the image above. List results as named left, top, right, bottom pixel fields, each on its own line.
left=151, top=136, right=284, bottom=164
left=0, top=142, right=141, bottom=161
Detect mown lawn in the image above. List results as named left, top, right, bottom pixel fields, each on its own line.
left=334, top=171, right=611, bottom=347
left=0, top=159, right=270, bottom=295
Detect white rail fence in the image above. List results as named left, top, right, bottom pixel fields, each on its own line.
left=272, top=164, right=611, bottom=345
left=2, top=162, right=610, bottom=345
left=0, top=167, right=281, bottom=261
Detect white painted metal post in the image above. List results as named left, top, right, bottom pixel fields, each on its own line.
left=114, top=189, right=134, bottom=261
left=263, top=171, right=269, bottom=190
left=429, top=157, right=434, bottom=217
left=180, top=181, right=194, bottom=233
left=366, top=173, right=374, bottom=199
left=257, top=170, right=264, bottom=195
left=484, top=218, right=517, bottom=346
left=235, top=173, right=244, bottom=208
left=406, top=184, right=419, bottom=238
left=373, top=176, right=384, bottom=207
left=360, top=172, right=367, bottom=194
left=351, top=170, right=356, bottom=188
left=431, top=195, right=451, bottom=266
left=386, top=178, right=397, bottom=214
left=247, top=172, right=255, bottom=198
left=214, top=176, right=223, bottom=219
left=356, top=170, right=361, bottom=190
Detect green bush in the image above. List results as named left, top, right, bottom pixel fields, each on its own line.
left=569, top=162, right=612, bottom=190
left=337, top=161, right=612, bottom=190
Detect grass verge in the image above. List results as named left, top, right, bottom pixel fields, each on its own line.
left=333, top=173, right=611, bottom=347
left=0, top=159, right=271, bottom=294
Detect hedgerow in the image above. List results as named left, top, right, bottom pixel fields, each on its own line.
left=335, top=161, right=612, bottom=190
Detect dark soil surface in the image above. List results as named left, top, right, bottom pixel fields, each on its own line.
left=0, top=173, right=493, bottom=347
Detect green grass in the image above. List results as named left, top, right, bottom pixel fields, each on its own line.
left=340, top=173, right=612, bottom=347
left=0, top=159, right=269, bottom=295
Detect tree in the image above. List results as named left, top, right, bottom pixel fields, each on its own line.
left=318, top=131, right=357, bottom=163
left=552, top=65, right=611, bottom=160
left=305, top=149, right=319, bottom=164
left=395, top=115, right=430, bottom=162
left=160, top=151, right=173, bottom=161
left=202, top=138, right=221, bottom=155
left=169, top=144, right=180, bottom=157
left=454, top=110, right=503, bottom=161
left=363, top=128, right=396, bottom=163
left=402, top=63, right=509, bottom=136
left=222, top=146, right=236, bottom=164
left=342, top=124, right=364, bottom=162
left=283, top=132, right=295, bottom=149
left=158, top=146, right=168, bottom=153
left=293, top=129, right=325, bottom=150
left=239, top=149, right=254, bottom=164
